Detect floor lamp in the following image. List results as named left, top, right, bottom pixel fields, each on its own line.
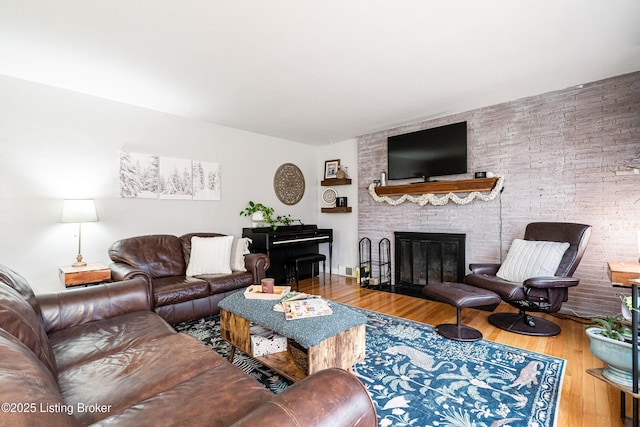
left=61, top=199, right=98, bottom=267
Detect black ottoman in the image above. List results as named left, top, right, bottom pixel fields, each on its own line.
left=422, top=282, right=501, bottom=342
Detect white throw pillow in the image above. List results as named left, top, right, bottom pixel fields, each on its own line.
left=496, top=239, right=570, bottom=283
left=230, top=237, right=252, bottom=272
left=186, top=235, right=234, bottom=276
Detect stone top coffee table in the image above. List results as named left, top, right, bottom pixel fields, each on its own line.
left=218, top=291, right=367, bottom=382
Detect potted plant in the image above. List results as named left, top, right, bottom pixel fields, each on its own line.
left=239, top=201, right=292, bottom=230
left=586, top=315, right=639, bottom=387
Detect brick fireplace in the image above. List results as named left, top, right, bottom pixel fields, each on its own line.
left=394, top=232, right=465, bottom=294
left=357, top=72, right=640, bottom=316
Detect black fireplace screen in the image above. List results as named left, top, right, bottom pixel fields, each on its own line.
left=394, top=232, right=465, bottom=286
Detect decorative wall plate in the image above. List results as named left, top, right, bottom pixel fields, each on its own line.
left=322, top=188, right=337, bottom=205
left=273, top=163, right=305, bottom=205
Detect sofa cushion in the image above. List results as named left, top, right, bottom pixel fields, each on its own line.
left=0, top=329, right=79, bottom=426
left=0, top=283, right=57, bottom=378
left=186, top=235, right=234, bottom=276
left=496, top=239, right=570, bottom=283
left=152, top=276, right=210, bottom=307
left=57, top=333, right=235, bottom=425
left=464, top=270, right=528, bottom=300
left=89, top=359, right=273, bottom=426
left=109, top=235, right=186, bottom=278
left=231, top=237, right=251, bottom=272
left=179, top=232, right=225, bottom=265
left=48, top=311, right=177, bottom=371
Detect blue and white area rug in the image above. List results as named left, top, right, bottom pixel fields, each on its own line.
left=174, top=307, right=564, bottom=427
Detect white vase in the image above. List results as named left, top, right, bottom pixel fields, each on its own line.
left=621, top=295, right=639, bottom=321
left=622, top=302, right=632, bottom=321
left=251, top=212, right=265, bottom=228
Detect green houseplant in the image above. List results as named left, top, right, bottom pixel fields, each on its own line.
left=589, top=316, right=631, bottom=341
left=239, top=201, right=292, bottom=230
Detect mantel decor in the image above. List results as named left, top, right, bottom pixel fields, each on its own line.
left=369, top=175, right=504, bottom=206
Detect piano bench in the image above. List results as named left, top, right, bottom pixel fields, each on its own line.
left=284, top=253, right=326, bottom=291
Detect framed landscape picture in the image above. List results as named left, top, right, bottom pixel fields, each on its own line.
left=119, top=151, right=222, bottom=201
left=159, top=157, right=193, bottom=200
left=119, top=151, right=159, bottom=199
left=193, top=160, right=221, bottom=200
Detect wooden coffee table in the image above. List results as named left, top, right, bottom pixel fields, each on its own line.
left=219, top=293, right=366, bottom=382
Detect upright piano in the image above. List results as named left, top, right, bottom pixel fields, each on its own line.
left=242, top=225, right=333, bottom=284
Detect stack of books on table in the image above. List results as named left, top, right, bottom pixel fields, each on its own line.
left=273, top=292, right=333, bottom=320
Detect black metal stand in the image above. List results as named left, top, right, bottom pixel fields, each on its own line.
left=487, top=311, right=561, bottom=336
left=378, top=238, right=391, bottom=288
left=615, top=281, right=639, bottom=427
left=435, top=307, right=484, bottom=342
left=630, top=283, right=638, bottom=426
left=358, top=238, right=371, bottom=287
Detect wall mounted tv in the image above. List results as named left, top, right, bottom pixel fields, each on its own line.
left=387, top=121, right=467, bottom=182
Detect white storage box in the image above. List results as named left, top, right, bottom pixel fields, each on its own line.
left=250, top=325, right=287, bottom=357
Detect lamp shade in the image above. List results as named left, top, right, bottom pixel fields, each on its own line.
left=61, top=199, right=98, bottom=223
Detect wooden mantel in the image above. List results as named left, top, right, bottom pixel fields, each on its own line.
left=373, top=177, right=499, bottom=197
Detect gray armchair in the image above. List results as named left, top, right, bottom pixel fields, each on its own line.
left=464, top=222, right=591, bottom=336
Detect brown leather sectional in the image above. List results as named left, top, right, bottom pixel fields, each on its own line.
left=108, top=233, right=270, bottom=324
left=0, top=264, right=377, bottom=426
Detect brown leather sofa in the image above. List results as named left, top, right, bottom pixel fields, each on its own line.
left=108, top=233, right=270, bottom=324
left=0, top=264, right=376, bottom=426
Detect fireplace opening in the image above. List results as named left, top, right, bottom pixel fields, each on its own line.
left=393, top=232, right=465, bottom=298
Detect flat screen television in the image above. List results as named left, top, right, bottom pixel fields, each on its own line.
left=387, top=121, right=467, bottom=181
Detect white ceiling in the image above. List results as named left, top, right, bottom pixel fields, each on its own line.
left=1, top=1, right=639, bottom=145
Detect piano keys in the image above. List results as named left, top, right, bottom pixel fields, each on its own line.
left=242, top=225, right=332, bottom=284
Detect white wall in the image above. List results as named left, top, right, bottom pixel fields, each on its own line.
left=315, top=140, right=359, bottom=275
left=0, top=75, right=349, bottom=293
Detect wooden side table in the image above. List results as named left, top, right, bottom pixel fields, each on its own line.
left=59, top=262, right=111, bottom=287
left=608, top=261, right=640, bottom=286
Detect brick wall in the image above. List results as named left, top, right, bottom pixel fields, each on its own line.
left=358, top=71, right=640, bottom=317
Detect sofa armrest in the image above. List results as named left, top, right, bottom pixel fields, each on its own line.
left=244, top=253, right=270, bottom=285
left=110, top=262, right=152, bottom=283
left=37, top=277, right=152, bottom=333
left=231, top=368, right=376, bottom=427
left=524, top=276, right=580, bottom=289
left=468, top=263, right=501, bottom=275
left=109, top=262, right=155, bottom=308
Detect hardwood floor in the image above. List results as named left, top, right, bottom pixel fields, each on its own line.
left=296, top=274, right=628, bottom=427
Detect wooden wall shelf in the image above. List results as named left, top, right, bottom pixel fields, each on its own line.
left=321, top=207, right=352, bottom=213
left=374, top=177, right=498, bottom=197
left=587, top=368, right=640, bottom=399
left=321, top=178, right=352, bottom=186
